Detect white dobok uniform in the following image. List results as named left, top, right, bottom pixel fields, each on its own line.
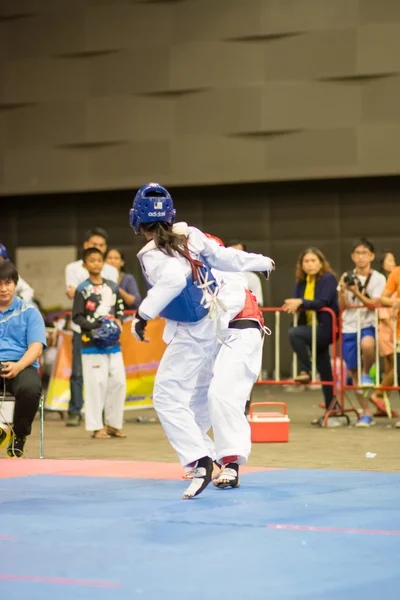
left=137, top=223, right=272, bottom=468
left=190, top=270, right=264, bottom=465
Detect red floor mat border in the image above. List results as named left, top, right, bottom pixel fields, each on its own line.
left=0, top=459, right=283, bottom=480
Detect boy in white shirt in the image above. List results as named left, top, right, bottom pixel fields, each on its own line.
left=64, top=228, right=118, bottom=426
left=338, top=238, right=386, bottom=427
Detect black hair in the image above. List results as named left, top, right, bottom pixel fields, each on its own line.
left=140, top=222, right=187, bottom=258
left=82, top=247, right=104, bottom=262
left=84, top=227, right=108, bottom=243
left=106, top=248, right=126, bottom=272
left=0, top=260, right=18, bottom=285
left=352, top=237, right=374, bottom=254
left=377, top=249, right=395, bottom=274
left=227, top=240, right=247, bottom=252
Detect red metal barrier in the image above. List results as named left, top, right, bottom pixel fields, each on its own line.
left=54, top=306, right=398, bottom=424
left=256, top=307, right=359, bottom=425
left=339, top=305, right=399, bottom=418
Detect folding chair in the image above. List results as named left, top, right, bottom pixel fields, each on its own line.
left=0, top=392, right=44, bottom=459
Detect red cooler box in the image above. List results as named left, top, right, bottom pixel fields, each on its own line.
left=248, top=402, right=290, bottom=443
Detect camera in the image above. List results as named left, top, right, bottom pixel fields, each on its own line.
left=0, top=362, right=5, bottom=375
left=343, top=272, right=358, bottom=286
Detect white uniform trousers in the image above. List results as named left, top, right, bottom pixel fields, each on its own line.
left=81, top=351, right=126, bottom=432
left=208, top=328, right=263, bottom=465
left=152, top=319, right=218, bottom=468
left=189, top=368, right=216, bottom=461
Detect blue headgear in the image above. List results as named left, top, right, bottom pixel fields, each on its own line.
left=0, top=243, right=9, bottom=260
left=130, top=183, right=176, bottom=235
left=91, top=318, right=121, bottom=349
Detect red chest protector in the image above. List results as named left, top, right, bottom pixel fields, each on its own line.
left=231, top=289, right=264, bottom=327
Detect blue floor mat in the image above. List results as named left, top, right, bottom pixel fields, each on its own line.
left=1, top=469, right=399, bottom=600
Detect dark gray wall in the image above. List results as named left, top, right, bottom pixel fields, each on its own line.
left=2, top=176, right=399, bottom=373
left=2, top=0, right=400, bottom=194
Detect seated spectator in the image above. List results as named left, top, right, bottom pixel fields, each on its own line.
left=283, top=247, right=338, bottom=426
left=227, top=240, right=263, bottom=305
left=0, top=261, right=46, bottom=457
left=106, top=248, right=142, bottom=311
left=64, top=227, right=118, bottom=427
left=72, top=248, right=126, bottom=439
left=338, top=238, right=386, bottom=427
left=380, top=265, right=400, bottom=428
left=0, top=243, right=34, bottom=301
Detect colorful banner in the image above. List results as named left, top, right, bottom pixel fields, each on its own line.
left=45, top=318, right=167, bottom=411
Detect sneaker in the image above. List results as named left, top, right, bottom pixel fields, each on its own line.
left=355, top=414, right=376, bottom=428
left=66, top=414, right=81, bottom=427
left=182, top=456, right=213, bottom=499
left=360, top=374, right=374, bottom=387
left=0, top=427, right=11, bottom=450
left=6, top=434, right=26, bottom=458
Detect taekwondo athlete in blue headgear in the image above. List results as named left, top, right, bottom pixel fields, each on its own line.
left=129, top=182, right=275, bottom=499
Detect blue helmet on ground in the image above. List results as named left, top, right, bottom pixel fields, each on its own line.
left=0, top=243, right=9, bottom=260
left=91, top=318, right=121, bottom=349
left=130, top=183, right=176, bottom=234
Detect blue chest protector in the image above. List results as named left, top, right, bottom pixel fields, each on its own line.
left=140, top=253, right=217, bottom=323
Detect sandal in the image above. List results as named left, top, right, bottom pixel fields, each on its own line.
left=294, top=371, right=311, bottom=384
left=105, top=426, right=127, bottom=438
left=91, top=429, right=111, bottom=439
left=370, top=395, right=399, bottom=418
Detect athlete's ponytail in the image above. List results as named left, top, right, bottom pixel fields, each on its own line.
left=140, top=222, right=187, bottom=258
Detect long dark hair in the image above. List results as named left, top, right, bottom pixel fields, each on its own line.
left=140, top=222, right=187, bottom=258
left=295, top=247, right=335, bottom=283
left=377, top=249, right=395, bottom=277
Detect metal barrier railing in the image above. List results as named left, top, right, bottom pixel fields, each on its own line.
left=52, top=306, right=398, bottom=424
left=256, top=307, right=360, bottom=424
left=339, top=305, right=399, bottom=418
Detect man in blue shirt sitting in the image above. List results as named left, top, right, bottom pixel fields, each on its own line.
left=0, top=261, right=46, bottom=457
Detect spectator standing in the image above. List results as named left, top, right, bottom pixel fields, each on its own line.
left=65, top=228, right=118, bottom=427
left=0, top=261, right=46, bottom=457
left=72, top=248, right=126, bottom=439
left=227, top=241, right=264, bottom=305
left=338, top=238, right=386, bottom=427
left=371, top=251, right=398, bottom=416
left=379, top=250, right=396, bottom=279
left=283, top=247, right=339, bottom=425
left=0, top=243, right=34, bottom=302
left=106, top=248, right=142, bottom=310
left=380, top=265, right=400, bottom=428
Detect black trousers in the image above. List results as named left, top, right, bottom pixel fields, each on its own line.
left=1, top=365, right=42, bottom=436
left=288, top=325, right=334, bottom=410
left=68, top=332, right=83, bottom=415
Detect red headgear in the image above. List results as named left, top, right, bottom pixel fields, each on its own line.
left=204, top=233, right=224, bottom=247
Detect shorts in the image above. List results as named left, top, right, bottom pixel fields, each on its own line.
left=342, top=326, right=375, bottom=370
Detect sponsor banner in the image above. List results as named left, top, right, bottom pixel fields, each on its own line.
left=45, top=317, right=166, bottom=411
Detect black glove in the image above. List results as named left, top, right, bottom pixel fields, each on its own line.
left=261, top=259, right=275, bottom=280
left=131, top=314, right=148, bottom=342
